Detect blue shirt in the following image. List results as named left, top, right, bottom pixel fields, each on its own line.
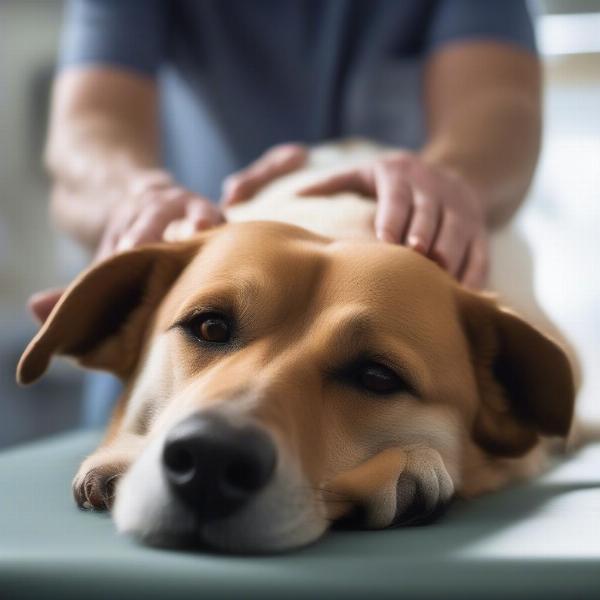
left=60, top=0, right=536, bottom=202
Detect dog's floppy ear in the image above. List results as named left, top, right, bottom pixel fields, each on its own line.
left=457, top=288, right=575, bottom=457
left=17, top=240, right=198, bottom=385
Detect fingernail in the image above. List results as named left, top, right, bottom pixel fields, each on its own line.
left=222, top=189, right=241, bottom=205
left=296, top=185, right=314, bottom=196
left=376, top=229, right=395, bottom=243
left=116, top=236, right=134, bottom=251
left=191, top=218, right=212, bottom=231
left=407, top=235, right=425, bottom=253
left=180, top=220, right=197, bottom=236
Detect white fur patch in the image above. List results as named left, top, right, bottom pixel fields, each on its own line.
left=121, top=339, right=173, bottom=434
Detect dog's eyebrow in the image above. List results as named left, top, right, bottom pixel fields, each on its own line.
left=323, top=309, right=429, bottom=396
left=170, top=276, right=263, bottom=325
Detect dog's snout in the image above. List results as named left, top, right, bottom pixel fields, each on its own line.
left=162, top=413, right=276, bottom=520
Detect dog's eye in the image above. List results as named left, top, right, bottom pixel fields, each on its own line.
left=358, top=363, right=404, bottom=395
left=186, top=313, right=231, bottom=344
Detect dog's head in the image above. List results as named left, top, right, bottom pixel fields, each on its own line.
left=17, top=221, right=575, bottom=553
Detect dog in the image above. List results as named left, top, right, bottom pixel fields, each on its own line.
left=17, top=141, right=577, bottom=553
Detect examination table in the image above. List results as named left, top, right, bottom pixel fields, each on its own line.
left=1, top=430, right=599, bottom=599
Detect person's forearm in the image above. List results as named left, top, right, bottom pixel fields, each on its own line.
left=421, top=87, right=541, bottom=227
left=45, top=69, right=160, bottom=249
left=47, top=115, right=158, bottom=248
left=420, top=43, right=542, bottom=227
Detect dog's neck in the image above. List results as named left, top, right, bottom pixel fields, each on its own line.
left=225, top=141, right=383, bottom=241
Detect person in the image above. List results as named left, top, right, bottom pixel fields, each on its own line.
left=32, top=0, right=541, bottom=423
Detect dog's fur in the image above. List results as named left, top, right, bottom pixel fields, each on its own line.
left=17, top=141, right=577, bottom=553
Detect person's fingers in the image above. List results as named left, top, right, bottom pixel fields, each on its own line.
left=116, top=191, right=190, bottom=251
left=430, top=212, right=471, bottom=277
left=118, top=190, right=224, bottom=251
left=162, top=219, right=195, bottom=242
left=222, top=143, right=307, bottom=205
left=459, top=233, right=489, bottom=289
left=373, top=161, right=413, bottom=244
left=115, top=208, right=168, bottom=251
left=186, top=198, right=224, bottom=228
left=297, top=167, right=375, bottom=198
left=127, top=170, right=173, bottom=196
left=96, top=219, right=131, bottom=261
left=27, top=288, right=65, bottom=324
left=402, top=190, right=441, bottom=255
left=95, top=199, right=142, bottom=261
left=163, top=200, right=225, bottom=242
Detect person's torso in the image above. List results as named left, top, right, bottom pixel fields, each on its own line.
left=159, top=0, right=434, bottom=198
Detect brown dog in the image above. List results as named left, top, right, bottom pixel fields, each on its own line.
left=17, top=142, right=576, bottom=553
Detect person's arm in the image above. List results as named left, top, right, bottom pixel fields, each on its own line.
left=224, top=41, right=540, bottom=289
left=46, top=67, right=222, bottom=257
left=292, top=41, right=541, bottom=287
left=46, top=67, right=158, bottom=249
left=421, top=41, right=541, bottom=227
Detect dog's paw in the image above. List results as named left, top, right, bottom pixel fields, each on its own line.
left=325, top=445, right=455, bottom=530
left=392, top=448, right=454, bottom=526
left=72, top=461, right=128, bottom=511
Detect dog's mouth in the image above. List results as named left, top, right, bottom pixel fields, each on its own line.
left=133, top=500, right=329, bottom=555
left=114, top=479, right=330, bottom=554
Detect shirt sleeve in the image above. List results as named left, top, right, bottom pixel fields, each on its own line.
left=59, top=0, right=166, bottom=77
left=425, top=0, right=537, bottom=55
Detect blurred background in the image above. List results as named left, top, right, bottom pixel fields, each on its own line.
left=0, top=1, right=598, bottom=448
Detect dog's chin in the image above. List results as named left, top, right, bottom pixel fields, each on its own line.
left=121, top=506, right=327, bottom=555
left=112, top=436, right=328, bottom=554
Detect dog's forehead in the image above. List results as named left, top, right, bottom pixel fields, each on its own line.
left=196, top=221, right=450, bottom=280
left=164, top=222, right=457, bottom=326
left=199, top=221, right=326, bottom=269
left=320, top=241, right=459, bottom=338
left=173, top=222, right=329, bottom=296
left=324, top=239, right=453, bottom=295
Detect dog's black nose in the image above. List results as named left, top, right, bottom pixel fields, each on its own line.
left=162, top=413, right=276, bottom=520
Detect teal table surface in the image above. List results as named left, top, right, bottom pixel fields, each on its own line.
left=1, top=430, right=599, bottom=599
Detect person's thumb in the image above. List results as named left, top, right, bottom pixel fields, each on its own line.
left=186, top=198, right=224, bottom=228
left=163, top=201, right=224, bottom=242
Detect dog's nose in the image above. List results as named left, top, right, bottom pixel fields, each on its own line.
left=162, top=413, right=276, bottom=520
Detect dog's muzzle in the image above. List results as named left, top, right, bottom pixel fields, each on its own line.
left=162, top=413, right=277, bottom=522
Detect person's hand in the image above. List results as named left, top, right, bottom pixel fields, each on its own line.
left=27, top=170, right=224, bottom=324
left=221, top=144, right=308, bottom=206
left=297, top=151, right=489, bottom=289
left=96, top=169, right=224, bottom=261
left=221, top=145, right=488, bottom=288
